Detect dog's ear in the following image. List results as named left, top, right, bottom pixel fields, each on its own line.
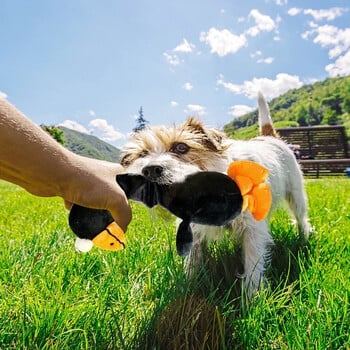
left=206, top=128, right=226, bottom=150
left=183, top=117, right=227, bottom=152
left=182, top=117, right=206, bottom=133
left=119, top=153, right=134, bottom=167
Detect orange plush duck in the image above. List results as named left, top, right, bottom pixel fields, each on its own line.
left=69, top=160, right=272, bottom=255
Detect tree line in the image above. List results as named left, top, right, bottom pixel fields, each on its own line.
left=226, top=75, right=350, bottom=132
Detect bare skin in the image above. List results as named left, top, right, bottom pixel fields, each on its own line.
left=0, top=98, right=131, bottom=231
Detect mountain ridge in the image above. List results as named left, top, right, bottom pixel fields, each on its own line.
left=58, top=126, right=122, bottom=162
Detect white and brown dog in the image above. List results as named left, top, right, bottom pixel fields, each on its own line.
left=120, top=93, right=311, bottom=295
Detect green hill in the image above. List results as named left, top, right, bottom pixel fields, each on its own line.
left=58, top=126, right=121, bottom=162
left=224, top=75, right=350, bottom=140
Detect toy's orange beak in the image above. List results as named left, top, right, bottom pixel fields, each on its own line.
left=92, top=221, right=126, bottom=251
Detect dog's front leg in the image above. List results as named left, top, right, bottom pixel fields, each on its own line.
left=240, top=215, right=273, bottom=297
left=184, top=224, right=223, bottom=277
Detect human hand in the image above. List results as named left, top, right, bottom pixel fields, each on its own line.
left=62, top=155, right=132, bottom=232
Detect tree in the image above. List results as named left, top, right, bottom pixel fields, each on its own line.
left=296, top=105, right=309, bottom=126
left=133, top=106, right=149, bottom=132
left=41, top=125, right=65, bottom=145
left=342, top=83, right=350, bottom=113
left=322, top=107, right=340, bottom=125
left=343, top=96, right=350, bottom=113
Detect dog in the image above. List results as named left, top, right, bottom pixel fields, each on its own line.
left=120, top=93, right=311, bottom=296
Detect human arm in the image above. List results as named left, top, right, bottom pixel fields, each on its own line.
left=0, top=98, right=131, bottom=231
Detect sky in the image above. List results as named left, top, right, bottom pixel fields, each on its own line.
left=1, top=0, right=350, bottom=148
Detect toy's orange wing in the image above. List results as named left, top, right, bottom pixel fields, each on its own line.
left=227, top=160, right=272, bottom=221
left=251, top=183, right=272, bottom=221
left=92, top=221, right=126, bottom=251
left=227, top=160, right=269, bottom=185
left=234, top=175, right=253, bottom=196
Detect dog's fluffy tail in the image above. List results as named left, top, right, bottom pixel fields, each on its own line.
left=258, top=92, right=279, bottom=138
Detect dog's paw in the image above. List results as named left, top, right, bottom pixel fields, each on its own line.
left=293, top=218, right=313, bottom=239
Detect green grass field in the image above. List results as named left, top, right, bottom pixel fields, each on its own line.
left=0, top=178, right=349, bottom=349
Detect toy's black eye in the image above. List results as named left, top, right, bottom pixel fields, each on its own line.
left=170, top=142, right=189, bottom=155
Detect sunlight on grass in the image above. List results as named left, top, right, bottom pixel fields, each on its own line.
left=0, top=178, right=349, bottom=349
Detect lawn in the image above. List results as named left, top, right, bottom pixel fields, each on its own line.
left=0, top=178, right=349, bottom=349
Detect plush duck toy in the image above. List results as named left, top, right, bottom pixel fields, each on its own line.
left=69, top=205, right=126, bottom=253
left=69, top=160, right=272, bottom=255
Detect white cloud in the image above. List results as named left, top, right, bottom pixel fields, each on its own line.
left=163, top=52, right=182, bottom=66
left=246, top=9, right=276, bottom=37
left=59, top=120, right=89, bottom=134
left=0, top=91, right=8, bottom=99
left=173, top=39, right=195, bottom=53
left=288, top=7, right=347, bottom=21
left=304, top=77, right=320, bottom=85
left=288, top=7, right=302, bottom=16
left=303, top=7, right=347, bottom=21
left=250, top=50, right=262, bottom=58
left=325, top=49, right=350, bottom=77
left=303, top=24, right=350, bottom=58
left=88, top=110, right=96, bottom=117
left=164, top=39, right=194, bottom=66
left=274, top=0, right=288, bottom=5
left=308, top=21, right=319, bottom=29
left=89, top=119, right=125, bottom=142
left=200, top=27, right=247, bottom=56
left=251, top=51, right=274, bottom=64
left=250, top=50, right=275, bottom=64
left=171, top=101, right=179, bottom=107
left=301, top=29, right=312, bottom=40
left=257, top=57, right=274, bottom=64
left=217, top=73, right=303, bottom=100
left=228, top=105, right=254, bottom=117
left=183, top=82, right=193, bottom=91
left=185, top=104, right=206, bottom=116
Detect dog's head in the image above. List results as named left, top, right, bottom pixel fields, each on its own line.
left=120, top=118, right=230, bottom=184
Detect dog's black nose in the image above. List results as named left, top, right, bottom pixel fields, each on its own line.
left=142, top=165, right=164, bottom=181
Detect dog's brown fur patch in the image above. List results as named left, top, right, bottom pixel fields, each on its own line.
left=260, top=124, right=279, bottom=138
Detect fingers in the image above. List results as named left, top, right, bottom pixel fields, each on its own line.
left=64, top=200, right=73, bottom=210
left=109, top=192, right=132, bottom=232
left=105, top=163, right=132, bottom=231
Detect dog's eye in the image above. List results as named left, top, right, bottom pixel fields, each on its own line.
left=170, top=142, right=189, bottom=155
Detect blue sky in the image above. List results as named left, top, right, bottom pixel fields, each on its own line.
left=1, top=0, right=350, bottom=147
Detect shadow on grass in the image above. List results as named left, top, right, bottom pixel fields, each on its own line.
left=133, top=230, right=311, bottom=350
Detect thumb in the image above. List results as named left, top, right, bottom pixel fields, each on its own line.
left=108, top=193, right=132, bottom=232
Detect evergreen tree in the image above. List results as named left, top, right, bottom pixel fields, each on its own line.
left=41, top=125, right=65, bottom=145
left=133, top=106, right=149, bottom=132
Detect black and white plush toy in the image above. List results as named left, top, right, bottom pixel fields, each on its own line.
left=69, top=160, right=271, bottom=256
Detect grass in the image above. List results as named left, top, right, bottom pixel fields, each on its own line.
left=0, top=178, right=349, bottom=349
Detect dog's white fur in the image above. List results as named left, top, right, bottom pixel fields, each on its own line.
left=121, top=93, right=311, bottom=295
